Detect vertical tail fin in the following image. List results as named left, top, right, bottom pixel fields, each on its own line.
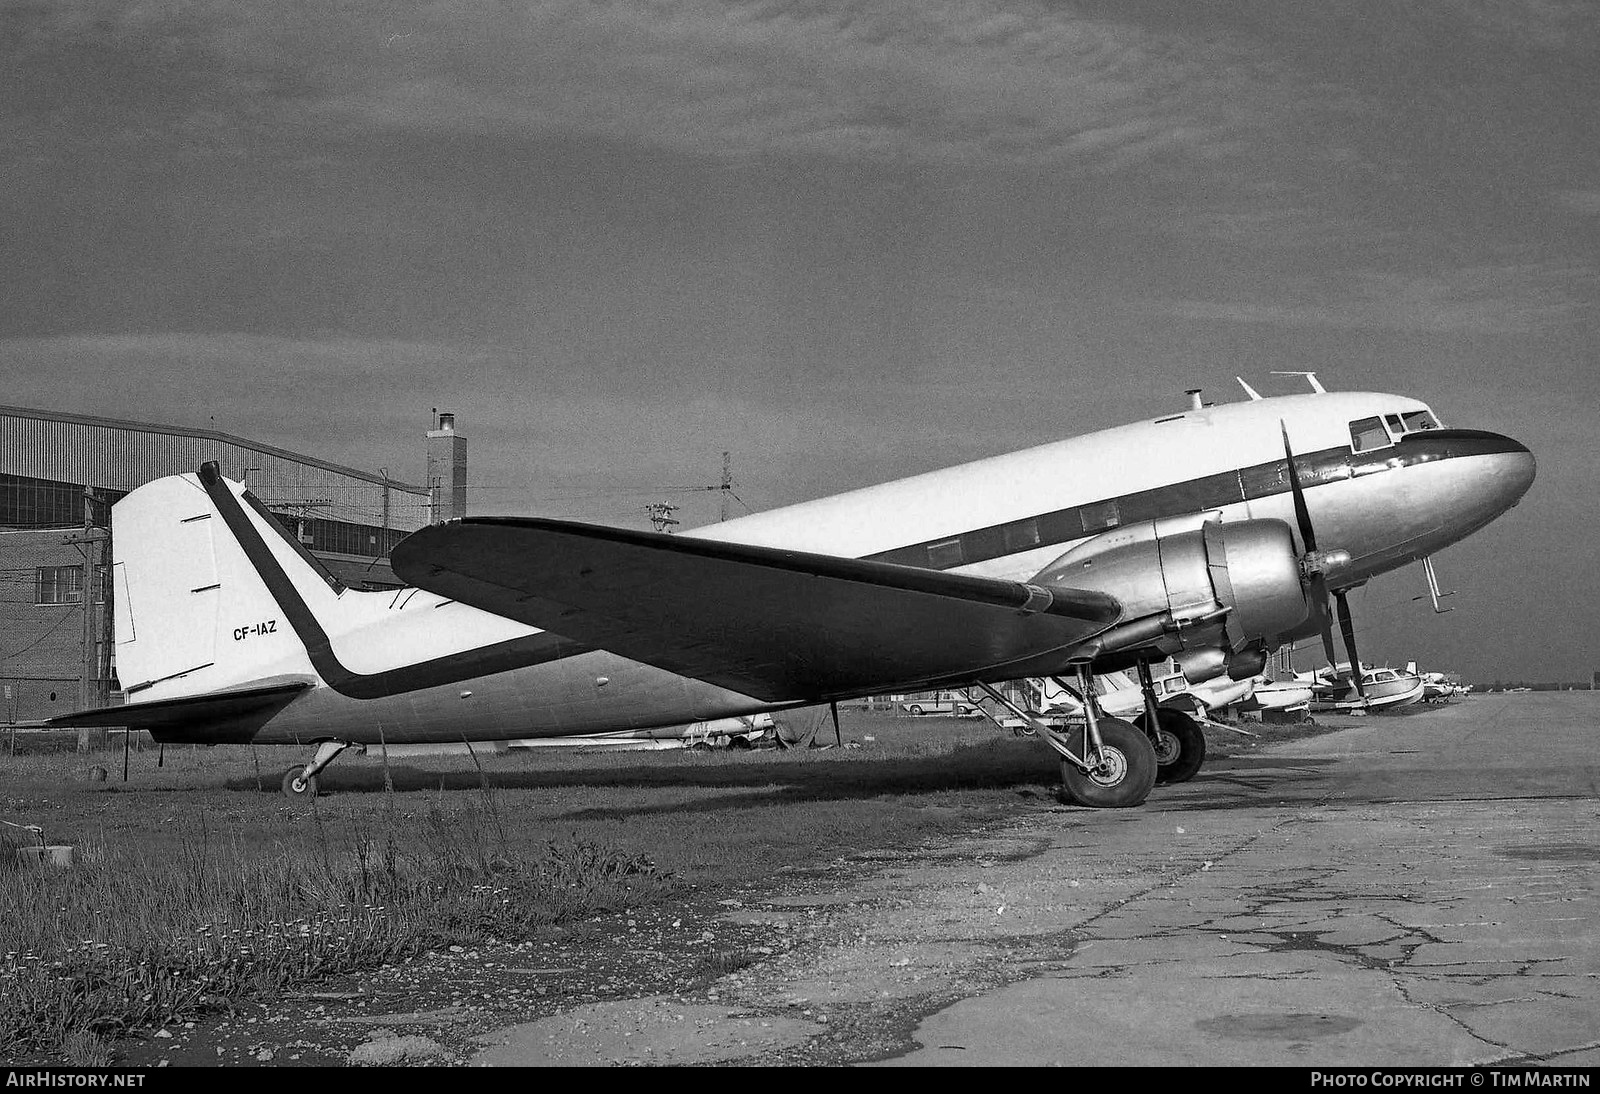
left=113, top=463, right=339, bottom=699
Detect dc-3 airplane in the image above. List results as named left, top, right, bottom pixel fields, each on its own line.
left=51, top=378, right=1535, bottom=808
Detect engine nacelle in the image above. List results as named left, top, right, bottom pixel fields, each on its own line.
left=1031, top=518, right=1310, bottom=663
left=1173, top=644, right=1272, bottom=684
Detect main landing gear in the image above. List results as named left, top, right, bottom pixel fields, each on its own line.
left=976, top=666, right=1156, bottom=808
left=280, top=741, right=361, bottom=800
left=1058, top=714, right=1157, bottom=808
left=1137, top=707, right=1206, bottom=784
left=1132, top=659, right=1206, bottom=784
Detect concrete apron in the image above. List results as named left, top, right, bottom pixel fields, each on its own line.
left=474, top=695, right=1600, bottom=1067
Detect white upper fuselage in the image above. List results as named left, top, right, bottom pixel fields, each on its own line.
left=689, top=391, right=1532, bottom=590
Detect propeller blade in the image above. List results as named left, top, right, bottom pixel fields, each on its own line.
left=1284, top=422, right=1349, bottom=679
left=1314, top=593, right=1340, bottom=670
left=1334, top=591, right=1367, bottom=702
left=1280, top=422, right=1318, bottom=554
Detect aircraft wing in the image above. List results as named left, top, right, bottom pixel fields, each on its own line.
left=391, top=518, right=1122, bottom=702
left=48, top=678, right=315, bottom=729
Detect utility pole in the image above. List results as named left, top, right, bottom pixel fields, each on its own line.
left=380, top=468, right=391, bottom=553
left=78, top=489, right=96, bottom=710
left=646, top=502, right=680, bottom=533
left=719, top=451, right=732, bottom=522
left=64, top=489, right=110, bottom=749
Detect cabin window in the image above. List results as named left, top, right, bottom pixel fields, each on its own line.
left=1003, top=519, right=1040, bottom=552
left=1118, top=488, right=1165, bottom=525
left=1239, top=461, right=1289, bottom=500
left=1037, top=510, right=1080, bottom=544
left=1079, top=500, right=1119, bottom=533
left=926, top=538, right=964, bottom=569
left=1384, top=413, right=1406, bottom=434
left=963, top=527, right=1005, bottom=563
left=1349, top=417, right=1392, bottom=453
left=1401, top=410, right=1440, bottom=432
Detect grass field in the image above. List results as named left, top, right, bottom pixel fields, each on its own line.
left=0, top=706, right=1295, bottom=1063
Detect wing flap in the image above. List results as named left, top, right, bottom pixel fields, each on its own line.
left=391, top=519, right=1121, bottom=702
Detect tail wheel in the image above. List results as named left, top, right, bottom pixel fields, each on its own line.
left=281, top=765, right=318, bottom=800
left=1060, top=717, right=1157, bottom=808
left=1135, top=708, right=1207, bottom=784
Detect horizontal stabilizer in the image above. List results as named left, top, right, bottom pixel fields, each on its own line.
left=392, top=519, right=1122, bottom=702
left=48, top=677, right=316, bottom=730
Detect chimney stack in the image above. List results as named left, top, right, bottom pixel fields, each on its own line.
left=426, top=411, right=467, bottom=521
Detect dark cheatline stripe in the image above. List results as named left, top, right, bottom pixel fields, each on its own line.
left=866, top=430, right=1524, bottom=573
left=193, top=427, right=1524, bottom=695
left=198, top=463, right=592, bottom=700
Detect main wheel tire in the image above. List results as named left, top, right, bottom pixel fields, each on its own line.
left=1136, top=708, right=1207, bottom=784
left=281, top=765, right=318, bottom=800
left=1059, top=717, right=1157, bottom=808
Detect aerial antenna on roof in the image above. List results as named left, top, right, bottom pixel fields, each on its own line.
left=1236, top=377, right=1263, bottom=401
left=1270, top=371, right=1327, bottom=394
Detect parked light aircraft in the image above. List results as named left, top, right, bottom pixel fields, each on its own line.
left=1405, top=662, right=1469, bottom=703
left=1237, top=675, right=1315, bottom=715
left=1306, top=664, right=1427, bottom=712
left=1095, top=663, right=1256, bottom=720
left=51, top=381, right=1535, bottom=808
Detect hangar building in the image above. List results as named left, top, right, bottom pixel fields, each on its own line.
left=0, top=405, right=455, bottom=723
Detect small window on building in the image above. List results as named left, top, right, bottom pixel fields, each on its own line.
left=36, top=566, right=83, bottom=605
left=1349, top=417, right=1392, bottom=453
left=927, top=538, right=964, bottom=569
left=1079, top=500, right=1120, bottom=533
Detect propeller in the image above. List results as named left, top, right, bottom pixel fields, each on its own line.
left=1281, top=423, right=1366, bottom=704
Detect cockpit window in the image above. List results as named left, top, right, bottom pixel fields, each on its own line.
left=1349, top=417, right=1392, bottom=453
left=1401, top=410, right=1440, bottom=432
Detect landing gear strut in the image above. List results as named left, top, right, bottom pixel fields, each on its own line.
left=1134, top=659, right=1206, bottom=784
left=1058, top=713, right=1157, bottom=808
left=281, top=741, right=361, bottom=800
left=1138, top=707, right=1206, bottom=784
left=975, top=666, right=1156, bottom=808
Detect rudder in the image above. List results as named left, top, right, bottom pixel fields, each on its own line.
left=112, top=466, right=325, bottom=700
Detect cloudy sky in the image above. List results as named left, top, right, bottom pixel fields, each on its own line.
left=4, top=1, right=1596, bottom=683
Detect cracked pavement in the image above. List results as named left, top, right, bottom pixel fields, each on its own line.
left=121, top=693, right=1600, bottom=1066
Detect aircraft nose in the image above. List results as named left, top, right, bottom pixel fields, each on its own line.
left=1484, top=433, right=1537, bottom=514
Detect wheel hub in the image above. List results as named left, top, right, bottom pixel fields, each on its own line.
left=1086, top=746, right=1129, bottom=787
left=1152, top=729, right=1181, bottom=764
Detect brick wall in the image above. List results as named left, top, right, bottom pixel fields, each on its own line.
left=0, top=529, right=106, bottom=722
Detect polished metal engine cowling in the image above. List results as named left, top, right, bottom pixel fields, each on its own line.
left=1030, top=518, right=1310, bottom=662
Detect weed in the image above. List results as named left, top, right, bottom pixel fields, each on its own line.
left=0, top=800, right=675, bottom=1063
left=688, top=945, right=761, bottom=983
left=0, top=708, right=1087, bottom=1062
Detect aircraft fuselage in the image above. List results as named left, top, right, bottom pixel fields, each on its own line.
left=120, top=390, right=1534, bottom=747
